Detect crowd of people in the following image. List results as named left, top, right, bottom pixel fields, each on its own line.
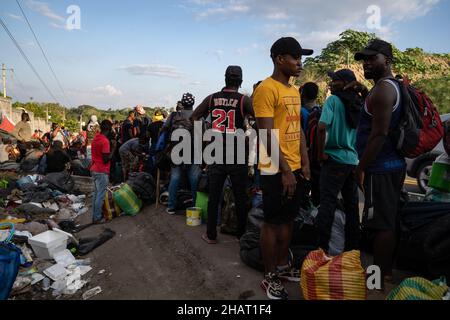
left=5, top=36, right=440, bottom=301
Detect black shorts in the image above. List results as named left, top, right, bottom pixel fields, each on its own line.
left=362, top=169, right=406, bottom=232
left=260, top=170, right=307, bottom=225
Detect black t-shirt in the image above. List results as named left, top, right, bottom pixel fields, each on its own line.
left=148, top=121, right=164, bottom=144
left=134, top=116, right=151, bottom=139
left=208, top=89, right=247, bottom=164
left=46, top=149, right=71, bottom=173
left=121, top=119, right=133, bottom=143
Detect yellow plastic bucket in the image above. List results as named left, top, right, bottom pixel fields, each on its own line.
left=186, top=207, right=202, bottom=226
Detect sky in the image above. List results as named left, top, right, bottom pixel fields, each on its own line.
left=1, top=0, right=449, bottom=110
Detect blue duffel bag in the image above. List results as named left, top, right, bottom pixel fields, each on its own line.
left=0, top=223, right=21, bottom=300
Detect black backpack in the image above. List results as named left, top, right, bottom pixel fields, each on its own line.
left=137, top=116, right=151, bottom=139
left=306, top=106, right=322, bottom=164
left=126, top=172, right=156, bottom=202
left=169, top=111, right=193, bottom=136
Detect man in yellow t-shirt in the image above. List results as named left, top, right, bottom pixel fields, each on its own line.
left=253, top=37, right=312, bottom=300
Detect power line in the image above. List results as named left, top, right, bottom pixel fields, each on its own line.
left=0, top=16, right=59, bottom=103
left=16, top=0, right=72, bottom=108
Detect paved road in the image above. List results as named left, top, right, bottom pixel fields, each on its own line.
left=404, top=176, right=422, bottom=195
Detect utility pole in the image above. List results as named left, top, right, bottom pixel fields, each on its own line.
left=2, top=64, right=14, bottom=118
left=2, top=64, right=6, bottom=98
left=2, top=64, right=18, bottom=98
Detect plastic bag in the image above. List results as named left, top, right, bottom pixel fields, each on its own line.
left=328, top=209, right=346, bottom=257
left=301, top=249, right=367, bottom=300
left=102, top=188, right=122, bottom=221
left=0, top=223, right=21, bottom=300
left=113, top=184, right=142, bottom=216
left=387, top=277, right=448, bottom=300
left=195, top=192, right=209, bottom=221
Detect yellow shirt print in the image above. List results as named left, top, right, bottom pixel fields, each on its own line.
left=253, top=77, right=302, bottom=172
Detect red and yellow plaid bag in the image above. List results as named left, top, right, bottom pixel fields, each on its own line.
left=300, top=249, right=367, bottom=300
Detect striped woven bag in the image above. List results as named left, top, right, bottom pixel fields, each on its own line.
left=387, top=277, right=448, bottom=300
left=300, top=249, right=367, bottom=300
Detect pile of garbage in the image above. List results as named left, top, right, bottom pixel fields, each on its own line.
left=0, top=171, right=115, bottom=300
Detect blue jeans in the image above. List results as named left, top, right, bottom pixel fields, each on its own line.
left=146, top=144, right=157, bottom=174
left=168, top=164, right=201, bottom=210
left=92, top=172, right=109, bottom=222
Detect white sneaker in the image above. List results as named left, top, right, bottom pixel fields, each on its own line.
left=260, top=273, right=288, bottom=300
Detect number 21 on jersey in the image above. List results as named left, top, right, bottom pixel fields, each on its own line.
left=212, top=109, right=236, bottom=133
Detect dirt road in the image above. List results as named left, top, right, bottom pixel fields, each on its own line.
left=77, top=205, right=282, bottom=300
left=74, top=203, right=393, bottom=300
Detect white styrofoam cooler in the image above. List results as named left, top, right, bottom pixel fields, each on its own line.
left=28, top=230, right=69, bottom=260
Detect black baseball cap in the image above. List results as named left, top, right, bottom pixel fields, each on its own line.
left=355, top=39, right=394, bottom=61
left=270, top=37, right=313, bottom=59
left=327, top=69, right=357, bottom=83
left=225, top=65, right=243, bottom=80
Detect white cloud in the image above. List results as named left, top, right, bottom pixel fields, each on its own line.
left=189, top=81, right=202, bottom=85
left=300, top=31, right=341, bottom=50
left=188, top=0, right=440, bottom=51
left=93, top=85, right=123, bottom=97
left=189, top=0, right=217, bottom=4
left=235, top=43, right=259, bottom=55
left=49, top=22, right=71, bottom=30
left=193, top=0, right=250, bottom=19
left=207, top=49, right=224, bottom=61
left=119, top=64, right=185, bottom=78
left=26, top=0, right=65, bottom=23
left=190, top=0, right=439, bottom=23
left=8, top=13, right=24, bottom=22
left=265, top=12, right=289, bottom=20
left=25, top=0, right=73, bottom=30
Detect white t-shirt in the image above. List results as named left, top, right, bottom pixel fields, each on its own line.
left=53, top=132, right=66, bottom=146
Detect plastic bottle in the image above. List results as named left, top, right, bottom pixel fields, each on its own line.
left=42, top=277, right=51, bottom=291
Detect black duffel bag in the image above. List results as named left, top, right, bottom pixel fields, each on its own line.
left=126, top=172, right=156, bottom=202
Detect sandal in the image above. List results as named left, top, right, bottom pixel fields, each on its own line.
left=202, top=233, right=217, bottom=244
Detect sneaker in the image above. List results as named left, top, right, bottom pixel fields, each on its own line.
left=166, top=208, right=176, bottom=215
left=278, top=267, right=300, bottom=282
left=261, top=273, right=288, bottom=300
